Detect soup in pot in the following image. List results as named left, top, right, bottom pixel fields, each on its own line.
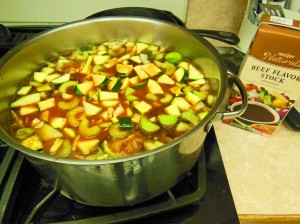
left=10, top=39, right=215, bottom=160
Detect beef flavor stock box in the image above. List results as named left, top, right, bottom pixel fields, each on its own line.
left=223, top=15, right=300, bottom=136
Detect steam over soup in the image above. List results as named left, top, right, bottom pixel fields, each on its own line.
left=10, top=40, right=215, bottom=160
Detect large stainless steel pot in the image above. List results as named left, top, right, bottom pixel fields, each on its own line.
left=0, top=17, right=247, bottom=206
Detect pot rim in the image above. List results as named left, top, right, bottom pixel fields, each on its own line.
left=0, top=16, right=228, bottom=165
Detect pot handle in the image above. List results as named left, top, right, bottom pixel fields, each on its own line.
left=191, top=29, right=240, bottom=45
left=204, top=71, right=247, bottom=133
left=221, top=71, right=248, bottom=119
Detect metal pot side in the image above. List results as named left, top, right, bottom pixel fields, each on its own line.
left=0, top=17, right=227, bottom=206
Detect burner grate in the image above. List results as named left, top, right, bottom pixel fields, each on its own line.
left=1, top=149, right=205, bottom=223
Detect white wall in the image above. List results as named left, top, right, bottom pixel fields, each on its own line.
left=0, top=0, right=189, bottom=26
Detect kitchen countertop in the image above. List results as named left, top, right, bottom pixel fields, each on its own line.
left=214, top=100, right=300, bottom=223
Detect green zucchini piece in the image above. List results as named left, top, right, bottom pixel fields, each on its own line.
left=83, top=101, right=102, bottom=116
left=171, top=97, right=191, bottom=111
left=157, top=74, right=175, bottom=85
left=16, top=128, right=36, bottom=139
left=109, top=122, right=130, bottom=138
left=143, top=140, right=164, bottom=150
left=19, top=105, right=39, bottom=115
left=140, top=117, right=160, bottom=133
left=36, top=83, right=52, bottom=92
left=134, top=65, right=149, bottom=80
left=116, top=64, right=133, bottom=77
left=140, top=63, right=161, bottom=77
left=49, top=138, right=64, bottom=154
left=119, top=117, right=133, bottom=129
left=33, top=72, right=48, bottom=83
left=136, top=42, right=149, bottom=54
left=175, top=122, right=192, bottom=132
left=146, top=93, right=159, bottom=101
left=130, top=55, right=142, bottom=64
left=174, top=67, right=187, bottom=82
left=81, top=55, right=94, bottom=74
left=181, top=110, right=200, bottom=125
left=155, top=52, right=164, bottom=61
left=93, top=55, right=110, bottom=65
left=38, top=98, right=55, bottom=111
left=11, top=93, right=41, bottom=108
left=193, top=90, right=206, bottom=101
left=17, top=86, right=32, bottom=95
left=108, top=78, right=122, bottom=92
left=126, top=95, right=138, bottom=102
left=158, top=114, right=178, bottom=127
left=147, top=79, right=164, bottom=94
left=134, top=101, right=152, bottom=114
left=185, top=92, right=201, bottom=106
left=188, top=64, right=204, bottom=80
left=198, top=111, right=209, bottom=120
left=92, top=74, right=109, bottom=86
left=21, top=135, right=43, bottom=151
left=49, top=117, right=67, bottom=129
left=56, top=139, right=72, bottom=157
left=164, top=104, right=181, bottom=116
left=38, top=124, right=63, bottom=141
left=51, top=73, right=71, bottom=84
left=75, top=81, right=94, bottom=95
left=125, top=87, right=135, bottom=96
left=165, top=52, right=182, bottom=64
left=134, top=81, right=148, bottom=88
left=178, top=61, right=189, bottom=70
left=77, top=138, right=100, bottom=154
left=98, top=91, right=119, bottom=101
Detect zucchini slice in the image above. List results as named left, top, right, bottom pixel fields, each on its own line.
left=38, top=98, right=55, bottom=111
left=119, top=117, right=133, bottom=129
left=75, top=81, right=94, bottom=95
left=109, top=122, right=131, bottom=138
left=157, top=74, right=175, bottom=85
left=147, top=79, right=164, bottom=94
left=11, top=93, right=41, bottom=108
left=92, top=74, right=109, bottom=86
left=158, top=114, right=178, bottom=127
left=17, top=86, right=32, bottom=95
left=108, top=78, right=122, bottom=92
left=116, top=64, right=133, bottom=77
left=77, top=138, right=100, bottom=154
left=33, top=72, right=48, bottom=83
left=134, top=101, right=152, bottom=114
left=140, top=117, right=160, bottom=133
left=181, top=110, right=200, bottom=125
left=140, top=63, right=161, bottom=77
left=83, top=101, right=102, bottom=116
left=188, top=64, right=204, bottom=80
left=51, top=73, right=71, bottom=84
left=134, top=65, right=149, bottom=80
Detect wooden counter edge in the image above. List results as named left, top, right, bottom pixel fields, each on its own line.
left=239, top=214, right=300, bottom=224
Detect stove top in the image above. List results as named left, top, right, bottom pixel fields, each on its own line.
left=0, top=127, right=239, bottom=223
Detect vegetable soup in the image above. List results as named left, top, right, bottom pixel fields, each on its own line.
left=10, top=39, right=214, bottom=160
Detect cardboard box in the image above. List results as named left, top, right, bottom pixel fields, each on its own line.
left=223, top=15, right=300, bottom=136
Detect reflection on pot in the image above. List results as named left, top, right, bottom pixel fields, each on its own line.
left=231, top=101, right=280, bottom=124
